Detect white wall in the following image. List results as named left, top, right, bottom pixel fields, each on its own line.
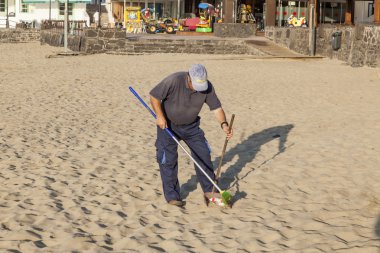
left=1, top=1, right=89, bottom=27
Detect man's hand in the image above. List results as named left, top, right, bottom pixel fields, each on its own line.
left=222, top=124, right=233, bottom=140
left=214, top=108, right=234, bottom=140
left=156, top=116, right=167, bottom=129
left=150, top=96, right=167, bottom=129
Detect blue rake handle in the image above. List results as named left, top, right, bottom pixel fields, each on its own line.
left=129, top=86, right=175, bottom=139
left=129, top=86, right=222, bottom=192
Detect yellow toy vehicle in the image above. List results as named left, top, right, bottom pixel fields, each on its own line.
left=286, top=15, right=308, bottom=28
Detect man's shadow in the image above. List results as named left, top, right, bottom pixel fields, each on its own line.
left=376, top=213, right=380, bottom=238
left=181, top=124, right=294, bottom=203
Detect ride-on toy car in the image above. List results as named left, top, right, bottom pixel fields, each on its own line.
left=195, top=3, right=214, bottom=32
left=179, top=13, right=198, bottom=31
left=286, top=15, right=308, bottom=28
left=146, top=18, right=178, bottom=34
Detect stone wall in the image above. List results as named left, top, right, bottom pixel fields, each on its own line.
left=40, top=28, right=267, bottom=56
left=40, top=30, right=63, bottom=47
left=82, top=29, right=126, bottom=53
left=265, top=24, right=380, bottom=67
left=265, top=26, right=309, bottom=55
left=349, top=25, right=380, bottom=67
left=214, top=23, right=256, bottom=38
left=315, top=25, right=355, bottom=63
left=40, top=29, right=131, bottom=53
left=40, top=30, right=87, bottom=52
left=0, top=29, right=40, bottom=43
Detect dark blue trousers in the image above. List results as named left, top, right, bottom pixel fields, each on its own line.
left=155, top=117, right=216, bottom=202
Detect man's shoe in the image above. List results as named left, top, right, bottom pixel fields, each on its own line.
left=168, top=200, right=186, bottom=207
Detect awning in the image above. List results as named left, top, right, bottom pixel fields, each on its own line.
left=319, top=0, right=346, bottom=3
left=22, top=0, right=91, bottom=3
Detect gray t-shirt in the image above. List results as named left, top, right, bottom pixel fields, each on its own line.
left=150, top=71, right=222, bottom=125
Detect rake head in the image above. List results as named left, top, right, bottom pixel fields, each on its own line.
left=221, top=191, right=233, bottom=206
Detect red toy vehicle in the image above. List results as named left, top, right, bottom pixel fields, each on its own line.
left=179, top=13, right=200, bottom=31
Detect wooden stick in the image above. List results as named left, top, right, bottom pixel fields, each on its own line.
left=212, top=114, right=235, bottom=193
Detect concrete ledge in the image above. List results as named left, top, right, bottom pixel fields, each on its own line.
left=176, top=31, right=214, bottom=36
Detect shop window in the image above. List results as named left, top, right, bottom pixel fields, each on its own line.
left=148, top=3, right=162, bottom=19
left=318, top=1, right=346, bottom=24
left=276, top=0, right=309, bottom=27
left=368, top=2, right=374, bottom=17
left=21, top=3, right=29, bottom=13
left=0, top=0, right=5, bottom=12
left=59, top=3, right=73, bottom=15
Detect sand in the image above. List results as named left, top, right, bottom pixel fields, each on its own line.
left=1, top=42, right=380, bottom=252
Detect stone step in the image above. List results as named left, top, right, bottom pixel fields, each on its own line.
left=40, top=29, right=287, bottom=56
left=255, top=31, right=265, bottom=37
left=245, top=39, right=301, bottom=57
left=121, top=38, right=264, bottom=55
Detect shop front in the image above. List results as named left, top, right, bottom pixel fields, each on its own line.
left=220, top=0, right=263, bottom=23
left=265, top=0, right=354, bottom=27
left=265, top=0, right=380, bottom=26
left=275, top=0, right=348, bottom=26
left=111, top=0, right=183, bottom=23
left=275, top=0, right=309, bottom=26
left=318, top=0, right=347, bottom=24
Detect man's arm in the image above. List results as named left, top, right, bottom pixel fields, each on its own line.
left=213, top=108, right=233, bottom=140
left=150, top=96, right=167, bottom=129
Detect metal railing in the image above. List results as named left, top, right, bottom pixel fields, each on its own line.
left=16, top=20, right=36, bottom=29
left=41, top=20, right=88, bottom=36
left=0, top=19, right=17, bottom=28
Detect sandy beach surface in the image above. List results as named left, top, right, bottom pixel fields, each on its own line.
left=1, top=42, right=380, bottom=253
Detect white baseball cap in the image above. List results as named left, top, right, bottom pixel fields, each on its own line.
left=189, top=64, right=208, bottom=92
